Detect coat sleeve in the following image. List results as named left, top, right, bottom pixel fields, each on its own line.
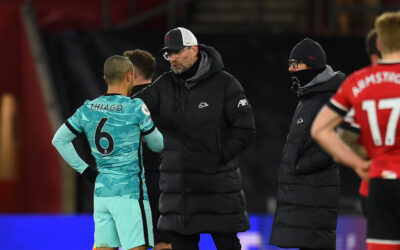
left=133, top=75, right=162, bottom=115
left=221, top=75, right=256, bottom=163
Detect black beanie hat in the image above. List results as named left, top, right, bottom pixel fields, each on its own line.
left=289, top=38, right=326, bottom=69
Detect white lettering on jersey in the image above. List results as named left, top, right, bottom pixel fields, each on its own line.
left=352, top=71, right=400, bottom=97
left=90, top=103, right=123, bottom=112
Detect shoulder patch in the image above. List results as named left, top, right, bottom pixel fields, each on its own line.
left=141, top=104, right=150, bottom=116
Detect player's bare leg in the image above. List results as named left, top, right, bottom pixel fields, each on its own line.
left=154, top=242, right=172, bottom=250
left=128, top=245, right=147, bottom=250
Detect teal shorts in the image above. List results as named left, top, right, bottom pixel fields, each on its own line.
left=94, top=197, right=154, bottom=250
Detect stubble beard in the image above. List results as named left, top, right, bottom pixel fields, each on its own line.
left=171, top=64, right=186, bottom=74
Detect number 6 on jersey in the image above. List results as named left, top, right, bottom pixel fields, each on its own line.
left=95, top=117, right=115, bottom=155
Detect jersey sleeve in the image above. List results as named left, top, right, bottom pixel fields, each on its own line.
left=52, top=123, right=88, bottom=174
left=135, top=98, right=156, bottom=134
left=143, top=128, right=164, bottom=152
left=327, top=75, right=353, bottom=116
left=65, top=104, right=85, bottom=135
left=338, top=108, right=361, bottom=133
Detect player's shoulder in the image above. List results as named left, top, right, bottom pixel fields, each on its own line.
left=78, top=99, right=93, bottom=110
left=340, top=65, right=373, bottom=87
left=80, top=96, right=104, bottom=109
left=351, top=64, right=376, bottom=78
left=129, top=97, right=145, bottom=106
left=129, top=97, right=151, bottom=116
left=69, top=99, right=93, bottom=120
left=84, top=95, right=106, bottom=106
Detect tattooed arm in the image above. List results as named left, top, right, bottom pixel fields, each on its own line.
left=336, top=127, right=369, bottom=160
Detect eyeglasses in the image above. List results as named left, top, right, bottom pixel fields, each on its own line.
left=288, top=59, right=303, bottom=69
left=163, top=47, right=191, bottom=60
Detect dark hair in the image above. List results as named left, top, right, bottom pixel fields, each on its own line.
left=365, top=28, right=381, bottom=58
left=123, top=49, right=156, bottom=80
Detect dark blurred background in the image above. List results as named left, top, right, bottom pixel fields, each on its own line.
left=0, top=0, right=399, bottom=215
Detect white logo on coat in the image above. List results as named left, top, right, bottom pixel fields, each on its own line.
left=296, top=118, right=304, bottom=124
left=238, top=99, right=248, bottom=107
left=198, top=102, right=209, bottom=109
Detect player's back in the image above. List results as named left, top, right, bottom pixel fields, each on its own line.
left=69, top=94, right=152, bottom=198
left=345, top=62, right=400, bottom=178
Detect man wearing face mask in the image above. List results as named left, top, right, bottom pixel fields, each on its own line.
left=270, top=38, right=345, bottom=250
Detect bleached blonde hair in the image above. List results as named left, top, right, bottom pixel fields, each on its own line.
left=375, top=11, right=400, bottom=54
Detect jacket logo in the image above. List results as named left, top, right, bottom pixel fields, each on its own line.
left=198, top=102, right=209, bottom=109
left=238, top=99, right=248, bottom=107
left=296, top=118, right=304, bottom=124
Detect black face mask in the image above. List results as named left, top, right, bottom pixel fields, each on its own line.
left=289, top=68, right=325, bottom=94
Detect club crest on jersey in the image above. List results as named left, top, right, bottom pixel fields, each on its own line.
left=238, top=99, right=248, bottom=108
left=141, top=104, right=150, bottom=116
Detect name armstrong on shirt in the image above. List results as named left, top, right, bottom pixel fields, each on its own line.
left=352, top=71, right=400, bottom=97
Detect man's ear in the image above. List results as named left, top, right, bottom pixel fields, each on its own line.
left=376, top=39, right=382, bottom=53
left=126, top=70, right=132, bottom=83
left=192, top=45, right=199, bottom=54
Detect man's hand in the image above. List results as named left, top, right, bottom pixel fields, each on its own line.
left=354, top=160, right=371, bottom=181
left=82, top=167, right=99, bottom=184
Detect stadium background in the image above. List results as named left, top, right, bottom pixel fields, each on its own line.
left=0, top=0, right=398, bottom=249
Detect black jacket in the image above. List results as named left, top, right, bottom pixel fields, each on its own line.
left=131, top=84, right=161, bottom=172
left=270, top=66, right=345, bottom=249
left=136, top=44, right=256, bottom=235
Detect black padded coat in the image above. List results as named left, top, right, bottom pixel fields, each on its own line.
left=136, top=44, right=256, bottom=235
left=270, top=66, right=345, bottom=250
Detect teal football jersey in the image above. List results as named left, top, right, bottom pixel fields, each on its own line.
left=67, top=94, right=154, bottom=199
